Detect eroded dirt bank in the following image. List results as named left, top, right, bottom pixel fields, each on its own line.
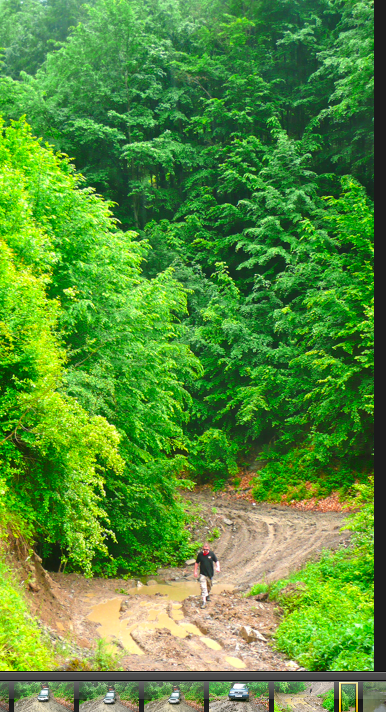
left=30, top=489, right=351, bottom=670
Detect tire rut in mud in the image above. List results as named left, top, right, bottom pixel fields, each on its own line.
left=80, top=698, right=134, bottom=712
left=189, top=491, right=350, bottom=588
left=209, top=701, right=266, bottom=712
left=15, top=699, right=70, bottom=712
left=144, top=699, right=197, bottom=712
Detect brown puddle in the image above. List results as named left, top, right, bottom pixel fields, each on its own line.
left=87, top=598, right=144, bottom=655
left=225, top=656, right=247, bottom=668
left=126, top=580, right=233, bottom=601
left=87, top=580, right=234, bottom=656
left=201, top=637, right=222, bottom=650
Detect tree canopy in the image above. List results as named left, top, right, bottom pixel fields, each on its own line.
left=0, top=0, right=373, bottom=576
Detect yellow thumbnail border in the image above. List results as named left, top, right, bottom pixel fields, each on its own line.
left=339, top=682, right=358, bottom=712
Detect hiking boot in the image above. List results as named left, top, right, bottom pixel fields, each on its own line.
left=200, top=601, right=206, bottom=609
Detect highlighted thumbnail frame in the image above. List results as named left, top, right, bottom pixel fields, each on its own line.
left=339, top=683, right=358, bottom=712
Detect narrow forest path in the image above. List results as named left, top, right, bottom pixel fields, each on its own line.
left=47, top=489, right=351, bottom=671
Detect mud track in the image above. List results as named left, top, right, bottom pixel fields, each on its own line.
left=15, top=699, right=70, bottom=712
left=209, top=700, right=266, bottom=712
left=80, top=697, right=136, bottom=712
left=145, top=698, right=200, bottom=712
left=190, top=490, right=349, bottom=588
left=48, top=490, right=350, bottom=671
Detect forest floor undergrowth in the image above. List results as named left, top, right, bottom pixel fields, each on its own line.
left=23, top=487, right=351, bottom=671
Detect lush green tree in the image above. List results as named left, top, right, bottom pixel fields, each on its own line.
left=0, top=120, right=124, bottom=573
left=0, top=0, right=94, bottom=78
left=0, top=119, right=199, bottom=574
left=274, top=682, right=306, bottom=694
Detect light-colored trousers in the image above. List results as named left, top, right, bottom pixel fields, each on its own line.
left=199, top=573, right=212, bottom=597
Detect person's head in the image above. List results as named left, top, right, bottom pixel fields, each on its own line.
left=203, top=542, right=210, bottom=555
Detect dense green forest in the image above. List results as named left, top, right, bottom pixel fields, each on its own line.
left=0, top=0, right=373, bottom=612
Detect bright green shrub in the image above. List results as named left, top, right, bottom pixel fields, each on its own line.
left=0, top=554, right=55, bottom=670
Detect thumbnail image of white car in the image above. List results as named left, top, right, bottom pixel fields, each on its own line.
left=145, top=684, right=203, bottom=712
left=168, top=692, right=181, bottom=705
left=14, top=683, right=74, bottom=712
left=79, top=684, right=139, bottom=712
left=209, top=681, right=269, bottom=712
left=228, top=686, right=250, bottom=702
left=38, top=688, right=50, bottom=702
left=103, top=690, right=116, bottom=705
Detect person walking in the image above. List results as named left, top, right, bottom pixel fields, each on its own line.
left=194, top=542, right=220, bottom=608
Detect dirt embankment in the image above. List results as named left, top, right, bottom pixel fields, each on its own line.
left=274, top=682, right=334, bottom=712
left=80, top=697, right=138, bottom=712
left=3, top=532, right=69, bottom=633
left=13, top=488, right=351, bottom=671
left=145, top=698, right=203, bottom=712
left=15, top=698, right=72, bottom=712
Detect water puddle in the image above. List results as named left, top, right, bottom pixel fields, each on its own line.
left=126, top=580, right=233, bottom=601
left=87, top=598, right=144, bottom=655
left=225, top=656, right=246, bottom=668
left=201, top=637, right=222, bottom=650
left=87, top=579, right=234, bottom=660
left=171, top=603, right=184, bottom=621
left=179, top=622, right=203, bottom=635
left=141, top=612, right=188, bottom=638
left=87, top=597, right=204, bottom=652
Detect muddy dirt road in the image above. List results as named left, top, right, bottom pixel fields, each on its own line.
left=274, top=682, right=334, bottom=712
left=210, top=700, right=266, bottom=712
left=80, top=697, right=137, bottom=712
left=15, top=699, right=70, bottom=712
left=145, top=698, right=200, bottom=712
left=191, top=491, right=348, bottom=588
left=48, top=490, right=350, bottom=671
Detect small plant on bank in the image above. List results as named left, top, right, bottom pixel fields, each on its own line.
left=248, top=582, right=269, bottom=596
left=88, top=639, right=124, bottom=671
left=208, top=528, right=220, bottom=542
